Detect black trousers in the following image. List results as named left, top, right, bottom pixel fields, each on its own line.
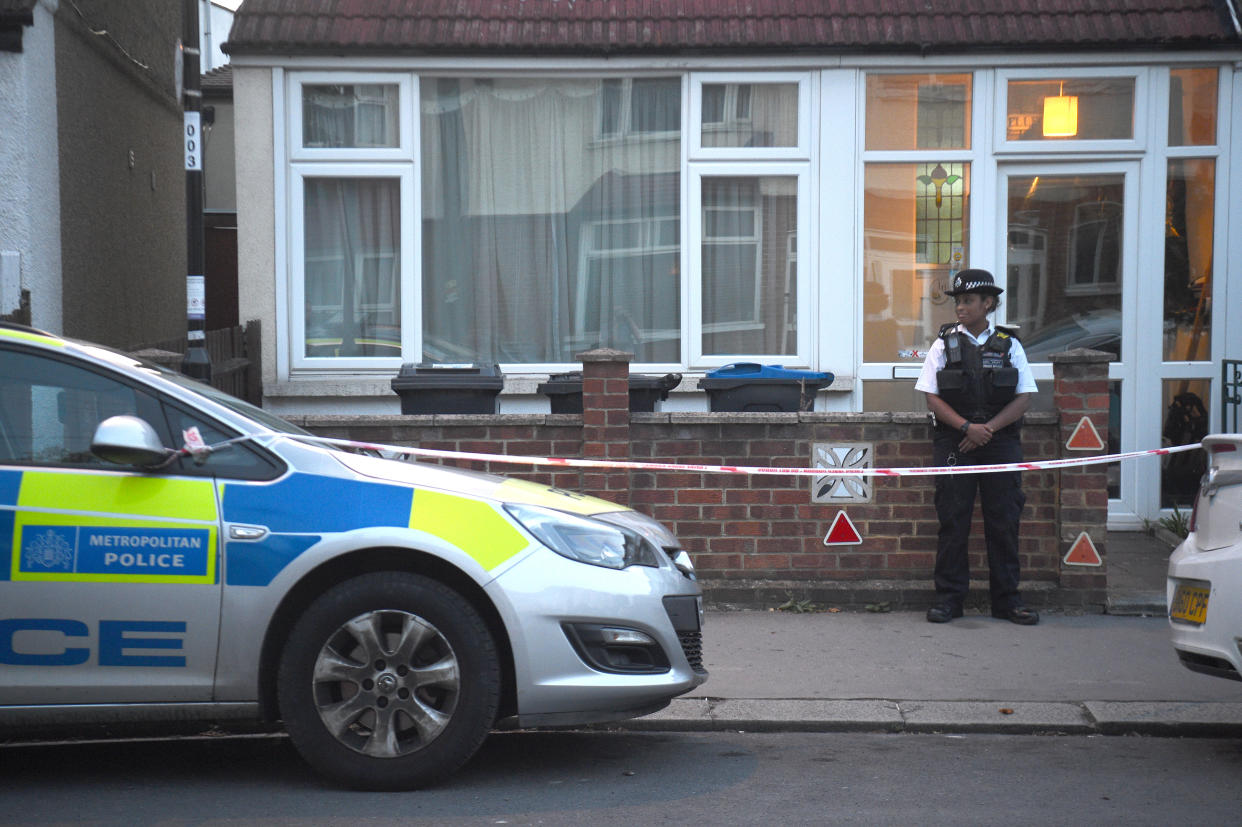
left=932, top=430, right=1025, bottom=611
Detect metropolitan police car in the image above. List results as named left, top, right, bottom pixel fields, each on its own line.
left=0, top=322, right=706, bottom=789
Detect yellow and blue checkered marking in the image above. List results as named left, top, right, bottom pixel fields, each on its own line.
left=4, top=470, right=218, bottom=585
left=221, top=473, right=531, bottom=586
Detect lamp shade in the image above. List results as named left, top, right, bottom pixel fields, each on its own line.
left=1043, top=94, right=1078, bottom=137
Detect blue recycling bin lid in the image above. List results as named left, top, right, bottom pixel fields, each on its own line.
left=705, top=363, right=832, bottom=382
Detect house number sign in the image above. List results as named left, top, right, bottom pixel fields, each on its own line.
left=184, top=112, right=201, bottom=170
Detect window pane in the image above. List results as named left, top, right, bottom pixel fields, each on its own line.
left=862, top=163, right=970, bottom=363
left=1162, top=378, right=1210, bottom=508
left=421, top=78, right=681, bottom=364
left=1006, top=77, right=1134, bottom=141
left=1006, top=174, right=1124, bottom=362
left=1164, top=159, right=1213, bottom=361
left=865, top=74, right=971, bottom=151
left=701, top=176, right=797, bottom=356
left=701, top=83, right=799, bottom=148
left=0, top=351, right=161, bottom=467
left=1169, top=68, right=1217, bottom=146
left=632, top=78, right=681, bottom=133
left=302, top=84, right=400, bottom=148
left=304, top=179, right=401, bottom=358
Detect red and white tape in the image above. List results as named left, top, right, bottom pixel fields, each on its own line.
left=275, top=434, right=1202, bottom=478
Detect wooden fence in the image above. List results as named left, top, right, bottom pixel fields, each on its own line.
left=129, top=320, right=262, bottom=407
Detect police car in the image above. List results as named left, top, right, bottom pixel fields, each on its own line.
left=0, top=322, right=706, bottom=789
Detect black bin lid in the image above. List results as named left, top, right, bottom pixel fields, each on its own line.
left=537, top=372, right=682, bottom=396
left=391, top=362, right=505, bottom=391
left=537, top=371, right=584, bottom=395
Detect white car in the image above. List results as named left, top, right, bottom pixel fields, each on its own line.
left=1167, top=433, right=1242, bottom=681
left=0, top=322, right=706, bottom=789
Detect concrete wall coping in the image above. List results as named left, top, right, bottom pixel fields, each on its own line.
left=283, top=410, right=1059, bottom=428
left=1049, top=348, right=1115, bottom=364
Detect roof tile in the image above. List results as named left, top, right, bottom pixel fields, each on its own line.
left=223, top=0, right=1240, bottom=56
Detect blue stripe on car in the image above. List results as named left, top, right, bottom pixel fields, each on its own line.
left=222, top=474, right=412, bottom=534
left=225, top=534, right=322, bottom=587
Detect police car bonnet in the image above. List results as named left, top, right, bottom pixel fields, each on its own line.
left=946, top=269, right=1003, bottom=297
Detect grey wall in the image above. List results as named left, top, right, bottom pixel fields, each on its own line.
left=54, top=0, right=185, bottom=347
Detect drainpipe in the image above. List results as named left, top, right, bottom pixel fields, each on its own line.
left=201, top=0, right=213, bottom=71
left=1224, top=0, right=1242, bottom=38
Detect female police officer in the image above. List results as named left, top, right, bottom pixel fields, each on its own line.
left=914, top=269, right=1039, bottom=625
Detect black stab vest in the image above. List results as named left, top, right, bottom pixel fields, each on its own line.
left=935, top=323, right=1020, bottom=429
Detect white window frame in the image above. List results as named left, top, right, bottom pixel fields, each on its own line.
left=288, top=71, right=413, bottom=162
left=688, top=164, right=812, bottom=368
left=689, top=72, right=812, bottom=160
left=993, top=67, right=1148, bottom=155
left=289, top=163, right=417, bottom=372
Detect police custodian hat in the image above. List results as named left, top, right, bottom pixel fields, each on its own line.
left=945, top=268, right=1003, bottom=297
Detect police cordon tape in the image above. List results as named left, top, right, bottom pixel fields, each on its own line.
left=264, top=434, right=1203, bottom=478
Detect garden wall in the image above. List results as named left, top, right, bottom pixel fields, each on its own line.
left=285, top=349, right=1113, bottom=611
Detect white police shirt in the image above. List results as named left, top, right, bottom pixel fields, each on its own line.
left=914, top=325, right=1038, bottom=396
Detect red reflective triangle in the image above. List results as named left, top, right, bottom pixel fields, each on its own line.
left=1063, top=532, right=1102, bottom=566
left=823, top=510, right=863, bottom=546
left=1066, top=416, right=1105, bottom=451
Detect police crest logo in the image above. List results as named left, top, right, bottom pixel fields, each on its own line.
left=22, top=528, right=75, bottom=572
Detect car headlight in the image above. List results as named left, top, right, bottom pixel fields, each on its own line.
left=504, top=504, right=661, bottom=570
left=594, top=509, right=695, bottom=578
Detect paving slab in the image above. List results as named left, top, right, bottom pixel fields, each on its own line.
left=705, top=699, right=903, bottom=732
left=896, top=701, right=1093, bottom=734
left=1084, top=701, right=1242, bottom=736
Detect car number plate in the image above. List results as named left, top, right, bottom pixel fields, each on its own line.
left=1170, top=584, right=1210, bottom=625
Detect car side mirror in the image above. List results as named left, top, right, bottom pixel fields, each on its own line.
left=91, top=415, right=178, bottom=468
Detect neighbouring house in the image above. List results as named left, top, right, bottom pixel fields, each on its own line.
left=0, top=0, right=187, bottom=347
left=202, top=63, right=238, bottom=328
left=223, top=0, right=1242, bottom=530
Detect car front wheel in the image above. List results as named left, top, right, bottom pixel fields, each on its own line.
left=277, top=571, right=500, bottom=790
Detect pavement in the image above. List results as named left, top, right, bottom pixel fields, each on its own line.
left=625, top=530, right=1242, bottom=738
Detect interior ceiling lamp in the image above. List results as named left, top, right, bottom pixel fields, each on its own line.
left=1042, top=81, right=1078, bottom=138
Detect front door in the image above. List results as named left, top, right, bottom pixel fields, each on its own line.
left=999, top=162, right=1141, bottom=518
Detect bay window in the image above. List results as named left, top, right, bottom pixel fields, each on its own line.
left=287, top=71, right=812, bottom=371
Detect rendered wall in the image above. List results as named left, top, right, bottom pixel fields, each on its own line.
left=231, top=66, right=275, bottom=386
left=0, top=0, right=62, bottom=331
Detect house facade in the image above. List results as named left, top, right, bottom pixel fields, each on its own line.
left=224, top=0, right=1242, bottom=527
left=0, top=0, right=187, bottom=347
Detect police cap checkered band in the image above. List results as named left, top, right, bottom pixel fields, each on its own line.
left=945, top=268, right=1003, bottom=296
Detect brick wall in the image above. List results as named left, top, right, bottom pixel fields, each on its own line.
left=288, top=348, right=1113, bottom=611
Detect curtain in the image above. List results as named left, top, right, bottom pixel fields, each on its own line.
left=302, top=85, right=399, bottom=148
left=701, top=176, right=798, bottom=356
left=420, top=78, right=681, bottom=364
left=304, top=178, right=400, bottom=357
